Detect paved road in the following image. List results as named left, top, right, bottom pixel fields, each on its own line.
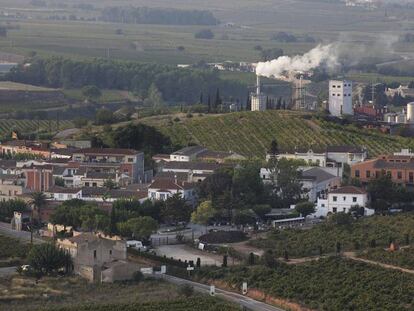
left=155, top=244, right=225, bottom=266
left=156, top=274, right=285, bottom=311
left=0, top=266, right=17, bottom=278
left=0, top=222, right=43, bottom=244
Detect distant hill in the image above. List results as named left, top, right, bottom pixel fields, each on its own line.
left=141, top=111, right=414, bottom=158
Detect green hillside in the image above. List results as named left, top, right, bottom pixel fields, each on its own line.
left=0, top=119, right=73, bottom=137
left=142, top=111, right=414, bottom=158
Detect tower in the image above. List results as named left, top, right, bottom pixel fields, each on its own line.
left=251, top=75, right=266, bottom=111
left=329, top=80, right=353, bottom=117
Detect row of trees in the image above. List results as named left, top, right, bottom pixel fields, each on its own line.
left=6, top=57, right=246, bottom=104
left=49, top=195, right=192, bottom=241
left=100, top=7, right=219, bottom=25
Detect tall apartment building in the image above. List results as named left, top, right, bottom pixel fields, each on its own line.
left=329, top=80, right=353, bottom=117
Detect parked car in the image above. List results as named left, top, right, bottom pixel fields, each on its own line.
left=126, top=240, right=148, bottom=252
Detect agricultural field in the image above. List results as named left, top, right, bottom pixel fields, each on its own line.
left=195, top=257, right=414, bottom=311
left=62, top=89, right=133, bottom=104
left=1, top=0, right=414, bottom=65
left=250, top=213, right=414, bottom=258
left=0, top=234, right=29, bottom=263
left=1, top=275, right=237, bottom=311
left=0, top=119, right=73, bottom=137
left=140, top=110, right=414, bottom=158
left=359, top=247, right=414, bottom=270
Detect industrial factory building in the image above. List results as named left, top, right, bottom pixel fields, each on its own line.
left=329, top=80, right=353, bottom=117
left=251, top=76, right=267, bottom=111
left=383, top=102, right=414, bottom=125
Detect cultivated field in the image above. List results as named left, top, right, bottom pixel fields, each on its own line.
left=141, top=110, right=414, bottom=158
left=0, top=119, right=73, bottom=136
left=1, top=0, right=414, bottom=65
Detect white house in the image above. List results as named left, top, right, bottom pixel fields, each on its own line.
left=47, top=186, right=83, bottom=201
left=148, top=178, right=196, bottom=206
left=300, top=167, right=341, bottom=202
left=169, top=146, right=207, bottom=162
left=326, top=145, right=367, bottom=167
left=315, top=186, right=374, bottom=217
left=270, top=149, right=327, bottom=167
left=260, top=166, right=341, bottom=203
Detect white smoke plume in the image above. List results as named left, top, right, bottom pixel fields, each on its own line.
left=255, top=35, right=399, bottom=79
left=256, top=44, right=340, bottom=78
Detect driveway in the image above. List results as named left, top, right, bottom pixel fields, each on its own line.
left=0, top=266, right=17, bottom=278
left=0, top=222, right=44, bottom=244
left=155, top=244, right=230, bottom=266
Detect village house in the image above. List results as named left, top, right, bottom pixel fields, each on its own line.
left=57, top=232, right=137, bottom=283
left=314, top=186, right=374, bottom=217
left=268, top=145, right=367, bottom=170
left=300, top=167, right=341, bottom=202
left=148, top=177, right=196, bottom=206
left=351, top=154, right=414, bottom=186
left=72, top=148, right=145, bottom=183
left=0, top=140, right=51, bottom=159
left=168, top=145, right=244, bottom=163
left=22, top=164, right=54, bottom=192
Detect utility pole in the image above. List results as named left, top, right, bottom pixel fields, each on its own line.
left=371, top=82, right=375, bottom=106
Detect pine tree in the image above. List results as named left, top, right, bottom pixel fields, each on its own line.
left=246, top=93, right=251, bottom=111
left=214, top=88, right=221, bottom=110
left=207, top=95, right=211, bottom=113
left=110, top=207, right=117, bottom=235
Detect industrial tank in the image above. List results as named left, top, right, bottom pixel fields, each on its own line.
left=407, top=102, right=414, bottom=123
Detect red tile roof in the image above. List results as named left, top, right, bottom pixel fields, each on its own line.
left=149, top=178, right=194, bottom=191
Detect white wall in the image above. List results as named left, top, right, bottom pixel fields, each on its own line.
left=329, top=80, right=353, bottom=117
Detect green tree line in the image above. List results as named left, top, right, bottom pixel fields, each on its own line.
left=101, top=7, right=219, bottom=25
left=5, top=57, right=246, bottom=104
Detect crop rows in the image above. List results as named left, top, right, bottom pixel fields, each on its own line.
left=148, top=111, right=414, bottom=158
left=0, top=119, right=72, bottom=136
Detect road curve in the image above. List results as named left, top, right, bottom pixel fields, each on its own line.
left=156, top=274, right=285, bottom=311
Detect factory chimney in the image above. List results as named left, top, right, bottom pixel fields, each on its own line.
left=256, top=75, right=261, bottom=95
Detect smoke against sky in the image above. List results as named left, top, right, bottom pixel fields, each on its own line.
left=255, top=35, right=399, bottom=78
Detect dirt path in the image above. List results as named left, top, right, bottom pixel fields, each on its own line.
left=278, top=250, right=414, bottom=274
left=343, top=251, right=414, bottom=275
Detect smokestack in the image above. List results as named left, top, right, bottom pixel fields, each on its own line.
left=257, top=75, right=261, bottom=95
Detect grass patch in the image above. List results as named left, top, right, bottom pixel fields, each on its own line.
left=0, top=235, right=29, bottom=261
left=62, top=89, right=128, bottom=103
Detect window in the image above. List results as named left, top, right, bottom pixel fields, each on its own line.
left=333, top=207, right=337, bottom=213
left=410, top=172, right=414, bottom=183
left=343, top=196, right=346, bottom=201
left=68, top=194, right=73, bottom=199
left=366, top=170, right=371, bottom=178
left=85, top=182, right=90, bottom=187
left=128, top=158, right=134, bottom=163
left=92, top=183, right=97, bottom=187
left=93, top=250, right=97, bottom=259
left=397, top=171, right=402, bottom=179
left=333, top=196, right=337, bottom=202
left=355, top=170, right=360, bottom=178
left=353, top=197, right=357, bottom=202
left=343, top=208, right=346, bottom=212
left=263, top=175, right=266, bottom=179
left=109, top=250, right=112, bottom=256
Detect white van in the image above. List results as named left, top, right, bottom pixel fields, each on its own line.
left=126, top=240, right=148, bottom=252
